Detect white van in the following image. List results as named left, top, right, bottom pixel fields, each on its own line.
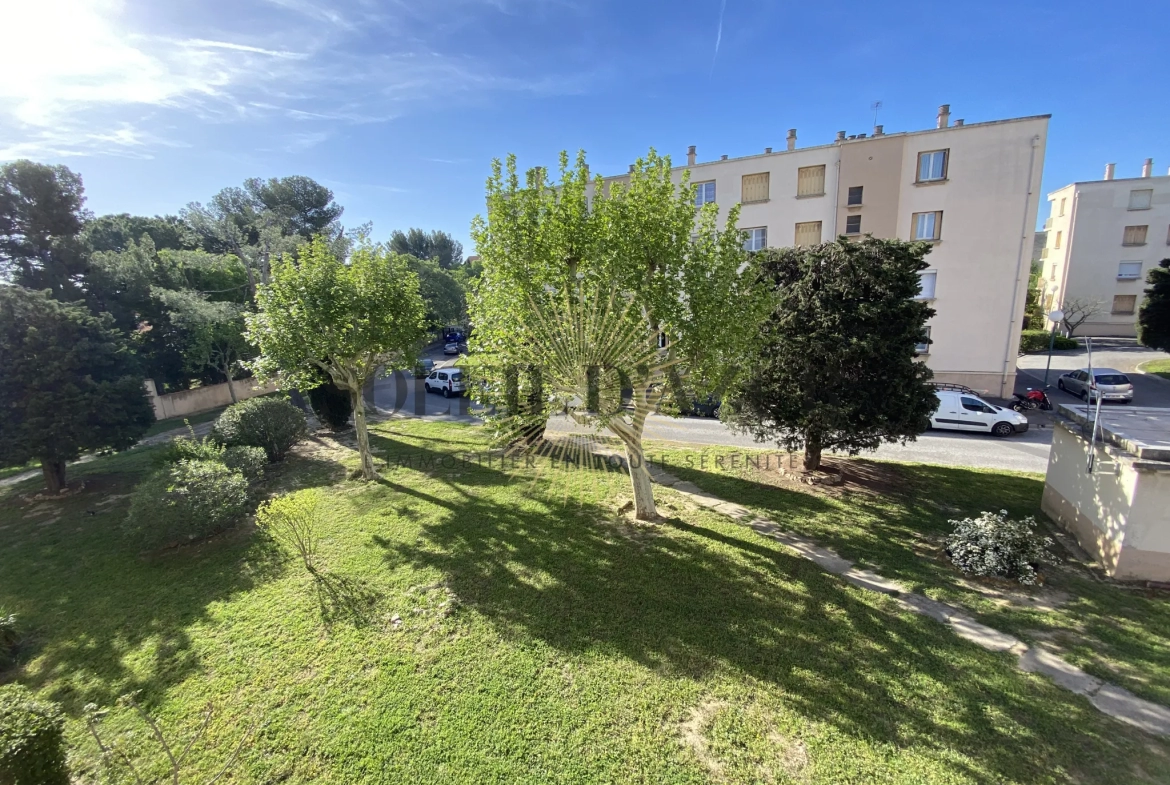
left=930, top=390, right=1029, bottom=437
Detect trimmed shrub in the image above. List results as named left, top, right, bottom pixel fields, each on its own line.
left=256, top=489, right=324, bottom=574
left=945, top=510, right=1054, bottom=585
left=1019, top=330, right=1078, bottom=353
left=124, top=459, right=250, bottom=549
left=159, top=433, right=224, bottom=465
left=0, top=684, right=69, bottom=785
left=212, top=397, right=307, bottom=462
left=222, top=446, right=267, bottom=483
left=308, top=380, right=353, bottom=430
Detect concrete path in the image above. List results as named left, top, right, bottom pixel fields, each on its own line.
left=593, top=445, right=1170, bottom=737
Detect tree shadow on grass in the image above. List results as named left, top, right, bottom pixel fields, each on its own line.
left=312, top=570, right=382, bottom=629
left=370, top=447, right=1168, bottom=783
left=0, top=454, right=345, bottom=716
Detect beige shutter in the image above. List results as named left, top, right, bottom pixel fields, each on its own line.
left=741, top=172, right=770, bottom=203
left=794, top=221, right=822, bottom=246
left=1123, top=225, right=1148, bottom=245
left=796, top=165, right=826, bottom=197
left=1112, top=295, right=1137, bottom=314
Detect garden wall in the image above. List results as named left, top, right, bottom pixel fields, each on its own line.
left=144, top=378, right=279, bottom=421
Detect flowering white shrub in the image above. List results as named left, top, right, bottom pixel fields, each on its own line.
left=944, top=510, right=1054, bottom=585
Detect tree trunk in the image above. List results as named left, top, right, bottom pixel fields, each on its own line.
left=803, top=437, right=823, bottom=472
left=222, top=361, right=238, bottom=403
left=665, top=364, right=693, bottom=416
left=41, top=459, right=66, bottom=493
left=351, top=390, right=378, bottom=480
left=624, top=438, right=658, bottom=521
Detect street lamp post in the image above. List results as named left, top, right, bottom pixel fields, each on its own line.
left=1042, top=308, right=1065, bottom=388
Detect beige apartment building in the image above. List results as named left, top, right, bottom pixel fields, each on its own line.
left=603, top=105, right=1050, bottom=396
left=1041, top=162, right=1170, bottom=337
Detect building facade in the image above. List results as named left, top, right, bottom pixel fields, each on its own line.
left=1041, top=162, right=1170, bottom=337
left=603, top=106, right=1049, bottom=396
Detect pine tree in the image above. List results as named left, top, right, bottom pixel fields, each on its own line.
left=1138, top=259, right=1170, bottom=352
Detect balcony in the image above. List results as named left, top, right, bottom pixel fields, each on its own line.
left=1043, top=218, right=1053, bottom=230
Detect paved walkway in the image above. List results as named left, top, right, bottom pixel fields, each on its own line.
left=593, top=447, right=1170, bottom=737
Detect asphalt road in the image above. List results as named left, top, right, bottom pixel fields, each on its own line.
left=1015, top=338, right=1170, bottom=408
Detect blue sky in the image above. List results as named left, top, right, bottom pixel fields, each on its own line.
left=1, top=0, right=1166, bottom=251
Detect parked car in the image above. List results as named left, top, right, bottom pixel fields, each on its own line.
left=929, top=390, right=1029, bottom=437
left=443, top=341, right=460, bottom=355
left=691, top=395, right=722, bottom=418
left=424, top=369, right=467, bottom=398
left=1057, top=368, right=1134, bottom=403
left=413, top=358, right=434, bottom=378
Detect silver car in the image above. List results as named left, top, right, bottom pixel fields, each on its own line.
left=1057, top=367, right=1134, bottom=403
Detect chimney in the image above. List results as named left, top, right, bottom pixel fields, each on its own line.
left=936, top=104, right=950, bottom=128
left=786, top=128, right=797, bottom=151
left=1142, top=158, right=1153, bottom=178
left=873, top=124, right=884, bottom=136
left=954, top=119, right=964, bottom=127
left=720, top=154, right=728, bottom=160
left=628, top=164, right=634, bottom=173
left=836, top=131, right=846, bottom=142
left=687, top=145, right=696, bottom=166
left=1104, top=163, right=1116, bottom=180
left=765, top=147, right=772, bottom=154
left=857, top=133, right=867, bottom=139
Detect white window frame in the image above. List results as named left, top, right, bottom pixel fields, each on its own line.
left=743, top=227, right=767, bottom=252
left=694, top=180, right=716, bottom=207
left=1117, top=261, right=1143, bottom=280
left=916, top=271, right=937, bottom=300
left=1129, top=189, right=1153, bottom=211
left=844, top=214, right=862, bottom=235
left=917, top=150, right=948, bottom=182
left=912, top=211, right=942, bottom=241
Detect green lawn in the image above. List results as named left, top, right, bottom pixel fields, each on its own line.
left=0, top=460, right=39, bottom=480
left=142, top=406, right=228, bottom=438
left=2, top=421, right=1169, bottom=783
left=1140, top=358, right=1170, bottom=381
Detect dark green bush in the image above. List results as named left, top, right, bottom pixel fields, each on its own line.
left=0, top=612, right=18, bottom=669
left=212, top=397, right=307, bottom=462
left=1019, top=330, right=1078, bottom=353
left=124, top=459, right=250, bottom=549
left=222, top=446, right=266, bottom=483
left=308, top=379, right=352, bottom=430
left=159, top=433, right=224, bottom=465
left=0, top=684, right=69, bottom=785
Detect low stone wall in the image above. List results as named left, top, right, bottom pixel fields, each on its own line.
left=144, top=378, right=279, bottom=421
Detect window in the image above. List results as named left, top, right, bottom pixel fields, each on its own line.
left=741, top=172, right=769, bottom=203
left=1118, top=262, right=1143, bottom=280
left=912, top=211, right=943, bottom=241
left=961, top=396, right=991, bottom=413
left=847, top=185, right=863, bottom=206
left=845, top=215, right=862, bottom=235
left=743, top=227, right=767, bottom=251
left=1112, top=295, right=1137, bottom=315
left=1123, top=225, right=1148, bottom=245
left=1129, top=189, right=1153, bottom=211
left=916, top=271, right=937, bottom=300
left=917, top=149, right=948, bottom=182
left=797, top=165, right=826, bottom=197
left=1049, top=264, right=1056, bottom=281
left=915, top=326, right=931, bottom=355
left=1059, top=198, right=1067, bottom=217
left=1054, top=230, right=1062, bottom=249
left=794, top=221, right=822, bottom=246
left=694, top=180, right=716, bottom=207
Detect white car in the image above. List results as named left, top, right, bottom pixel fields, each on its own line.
left=424, top=369, right=467, bottom=398
left=930, top=390, right=1029, bottom=437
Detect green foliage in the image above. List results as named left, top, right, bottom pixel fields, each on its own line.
left=255, top=489, right=324, bottom=573
left=1138, top=258, right=1170, bottom=352
left=152, top=288, right=254, bottom=391
left=390, top=228, right=463, bottom=269
left=161, top=433, right=225, bottom=464
left=0, top=160, right=89, bottom=299
left=82, top=213, right=194, bottom=253
left=308, top=378, right=353, bottom=430
left=1019, top=329, right=1078, bottom=353
left=0, top=684, right=69, bottom=785
left=212, top=397, right=307, bottom=462
left=221, top=446, right=267, bottom=483
left=0, top=611, right=18, bottom=669
left=0, top=286, right=154, bottom=492
left=124, top=459, right=250, bottom=549
left=408, top=255, right=466, bottom=328
left=1023, top=263, right=1045, bottom=329
left=726, top=238, right=938, bottom=471
left=946, top=510, right=1053, bottom=585
left=246, top=236, right=426, bottom=478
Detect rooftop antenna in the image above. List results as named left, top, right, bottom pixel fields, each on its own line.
left=871, top=100, right=883, bottom=128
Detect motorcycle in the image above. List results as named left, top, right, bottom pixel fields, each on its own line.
left=1011, top=387, right=1053, bottom=412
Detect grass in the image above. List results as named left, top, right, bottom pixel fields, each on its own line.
left=648, top=443, right=1170, bottom=707
left=0, top=460, right=39, bottom=480
left=142, top=406, right=228, bottom=438
left=1, top=421, right=1169, bottom=783
left=1140, top=358, right=1170, bottom=381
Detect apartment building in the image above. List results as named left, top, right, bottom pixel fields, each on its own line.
left=603, top=105, right=1049, bottom=396
left=1041, top=161, right=1170, bottom=337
